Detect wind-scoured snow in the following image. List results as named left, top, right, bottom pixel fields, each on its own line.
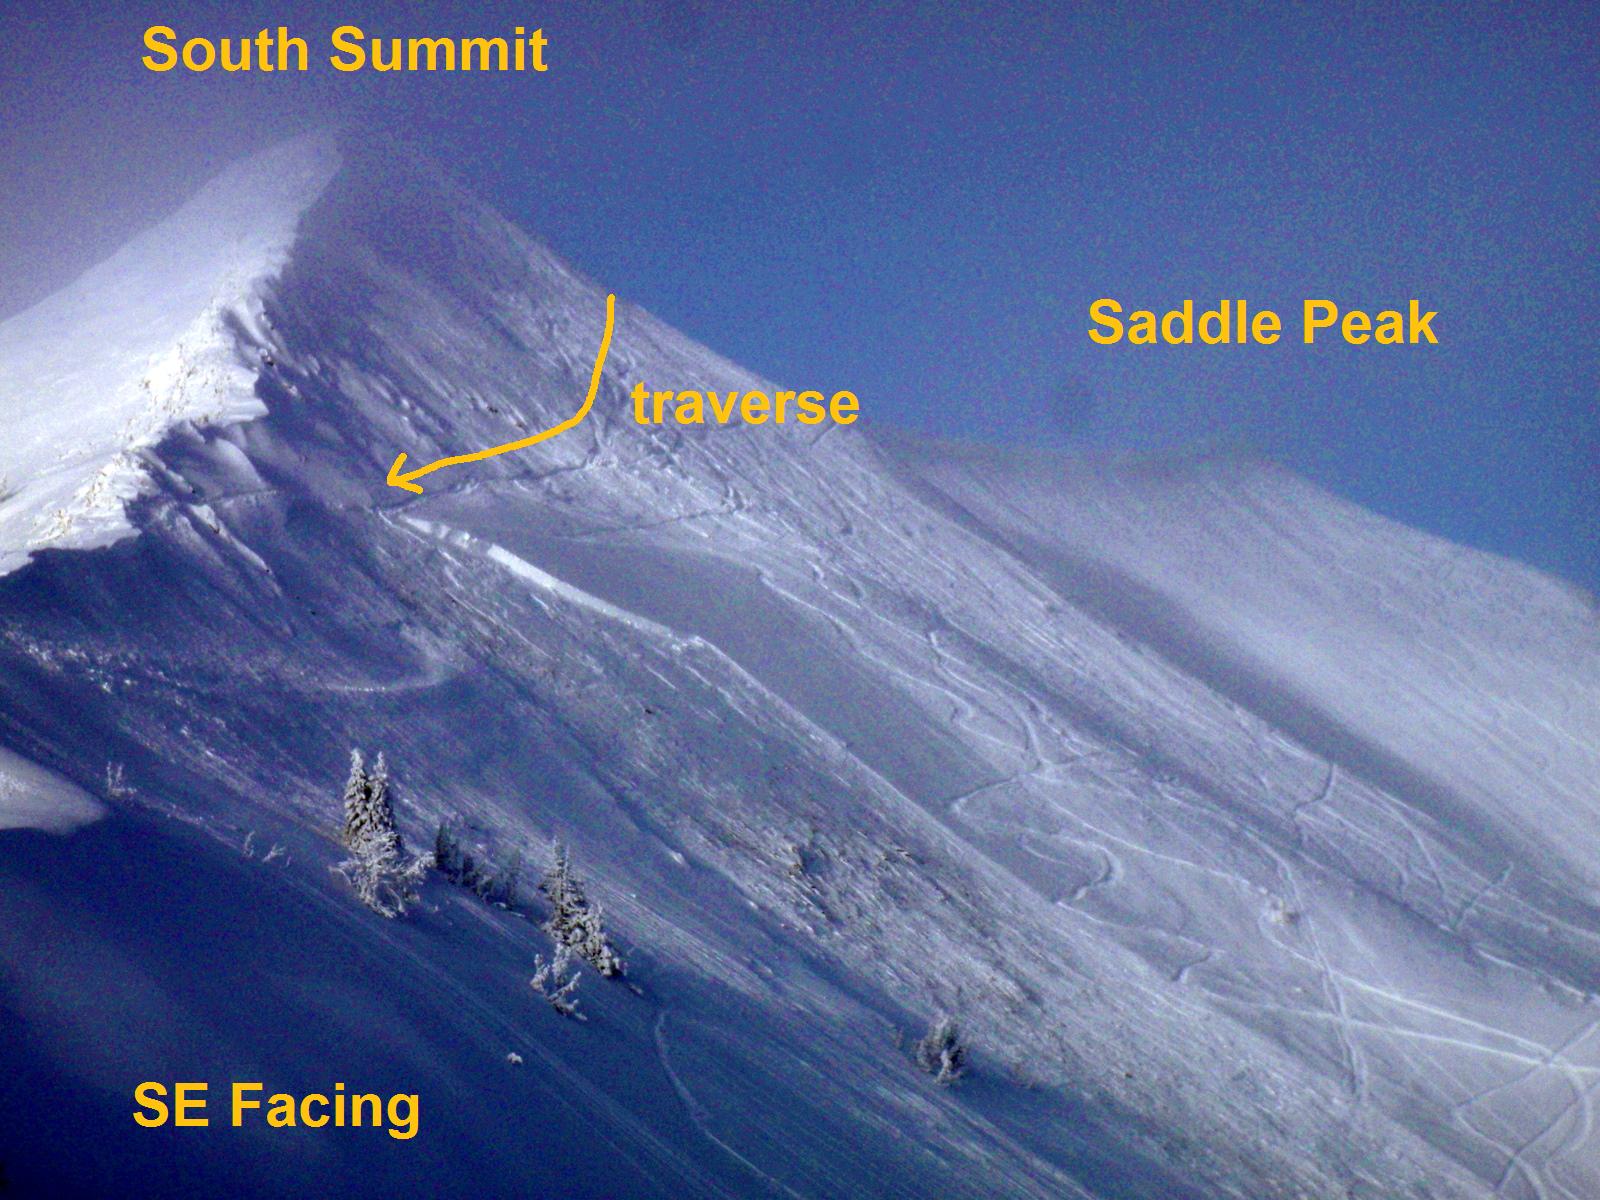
left=1, top=135, right=1596, bottom=1199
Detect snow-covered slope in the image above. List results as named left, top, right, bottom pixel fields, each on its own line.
left=1, top=136, right=1596, bottom=1199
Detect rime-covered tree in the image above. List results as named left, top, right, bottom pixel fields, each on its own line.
left=367, top=752, right=396, bottom=839
left=343, top=750, right=402, bottom=852
left=541, top=843, right=623, bottom=977
left=334, top=749, right=428, bottom=917
left=339, top=750, right=369, bottom=846
left=530, top=942, right=583, bottom=1019
left=337, top=826, right=429, bottom=918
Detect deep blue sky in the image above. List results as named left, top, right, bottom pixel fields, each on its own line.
left=2, top=2, right=1595, bottom=588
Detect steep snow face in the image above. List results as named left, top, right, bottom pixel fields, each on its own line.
left=887, top=441, right=1600, bottom=884
left=0, top=135, right=339, bottom=576
left=1, top=139, right=1597, bottom=1199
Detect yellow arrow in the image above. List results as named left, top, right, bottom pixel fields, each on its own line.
left=387, top=292, right=616, bottom=494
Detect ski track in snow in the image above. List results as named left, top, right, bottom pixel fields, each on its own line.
left=653, top=1012, right=810, bottom=1200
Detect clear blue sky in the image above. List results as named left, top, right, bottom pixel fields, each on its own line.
left=2, top=2, right=1595, bottom=588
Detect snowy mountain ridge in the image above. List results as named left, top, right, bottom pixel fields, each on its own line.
left=1, top=135, right=1597, bottom=1199
left=0, top=135, right=340, bottom=576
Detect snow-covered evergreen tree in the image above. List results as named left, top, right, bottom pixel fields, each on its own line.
left=339, top=749, right=369, bottom=846
left=915, top=1017, right=966, bottom=1085
left=343, top=749, right=402, bottom=852
left=367, top=752, right=393, bottom=825
left=541, top=843, right=624, bottom=977
left=334, top=749, right=429, bottom=917
left=530, top=942, right=583, bottom=1019
left=336, top=825, right=429, bottom=918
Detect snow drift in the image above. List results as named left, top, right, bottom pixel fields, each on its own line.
left=1, top=134, right=1596, bottom=1199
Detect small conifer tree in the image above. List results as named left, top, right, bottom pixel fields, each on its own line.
left=340, top=750, right=369, bottom=846
left=530, top=942, right=584, bottom=1019
left=334, top=748, right=429, bottom=918
left=366, top=752, right=397, bottom=839
left=541, top=843, right=624, bottom=977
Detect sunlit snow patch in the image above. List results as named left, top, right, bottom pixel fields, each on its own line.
left=0, top=746, right=104, bottom=833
